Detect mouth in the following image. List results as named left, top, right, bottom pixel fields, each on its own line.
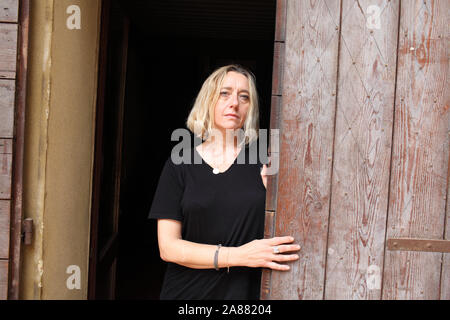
left=225, top=114, right=239, bottom=119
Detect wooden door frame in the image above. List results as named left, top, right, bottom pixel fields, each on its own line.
left=88, top=0, right=130, bottom=299
left=88, top=0, right=111, bottom=299
left=8, top=0, right=30, bottom=300
left=260, top=0, right=286, bottom=300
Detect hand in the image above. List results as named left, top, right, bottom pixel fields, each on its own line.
left=236, top=236, right=301, bottom=271
left=260, top=164, right=268, bottom=189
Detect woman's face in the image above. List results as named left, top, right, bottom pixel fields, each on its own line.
left=213, top=71, right=250, bottom=134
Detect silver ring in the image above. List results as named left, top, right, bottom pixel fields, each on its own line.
left=273, top=246, right=280, bottom=254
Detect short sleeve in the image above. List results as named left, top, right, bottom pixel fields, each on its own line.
left=148, top=156, right=184, bottom=221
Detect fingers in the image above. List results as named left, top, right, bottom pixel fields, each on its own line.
left=243, top=236, right=300, bottom=271
left=265, top=253, right=299, bottom=271
left=264, top=236, right=301, bottom=271
left=272, top=244, right=301, bottom=254
left=266, top=255, right=298, bottom=271
left=272, top=253, right=299, bottom=262
left=266, top=261, right=291, bottom=271
left=267, top=236, right=295, bottom=246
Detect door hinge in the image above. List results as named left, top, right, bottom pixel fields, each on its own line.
left=21, top=218, right=33, bottom=245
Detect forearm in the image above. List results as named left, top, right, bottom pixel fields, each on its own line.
left=160, top=238, right=242, bottom=270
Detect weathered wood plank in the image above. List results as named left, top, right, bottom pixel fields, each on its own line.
left=324, top=0, right=399, bottom=299
left=0, top=200, right=10, bottom=259
left=274, top=0, right=287, bottom=42
left=442, top=164, right=449, bottom=299
left=382, top=0, right=449, bottom=300
left=270, top=0, right=340, bottom=299
left=0, top=139, right=12, bottom=200
left=8, top=0, right=30, bottom=300
left=0, top=260, right=7, bottom=300
left=265, top=95, right=281, bottom=212
left=0, top=0, right=19, bottom=23
left=260, top=210, right=275, bottom=299
left=0, top=79, right=15, bottom=137
left=271, top=41, right=284, bottom=96
left=0, top=23, right=17, bottom=79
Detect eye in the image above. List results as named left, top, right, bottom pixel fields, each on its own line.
left=240, top=95, right=249, bottom=102
left=220, top=91, right=230, bottom=97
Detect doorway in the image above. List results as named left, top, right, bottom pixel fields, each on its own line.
left=89, top=0, right=276, bottom=299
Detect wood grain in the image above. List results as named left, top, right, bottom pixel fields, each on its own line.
left=0, top=139, right=12, bottom=200
left=382, top=0, right=449, bottom=300
left=0, top=23, right=17, bottom=79
left=0, top=200, right=10, bottom=259
left=0, top=0, right=19, bottom=300
left=324, top=0, right=399, bottom=299
left=0, top=80, right=15, bottom=137
left=0, top=260, right=7, bottom=300
left=270, top=0, right=340, bottom=299
left=0, top=0, right=18, bottom=23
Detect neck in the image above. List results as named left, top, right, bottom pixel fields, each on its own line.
left=206, top=128, right=243, bottom=154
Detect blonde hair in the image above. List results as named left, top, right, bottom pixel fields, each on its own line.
left=186, top=64, right=260, bottom=146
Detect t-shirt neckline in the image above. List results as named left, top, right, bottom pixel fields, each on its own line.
left=194, top=144, right=245, bottom=174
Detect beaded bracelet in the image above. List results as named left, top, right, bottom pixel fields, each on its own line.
left=214, top=244, right=222, bottom=270
left=226, top=247, right=230, bottom=273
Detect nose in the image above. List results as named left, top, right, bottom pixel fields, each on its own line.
left=230, top=92, right=239, bottom=107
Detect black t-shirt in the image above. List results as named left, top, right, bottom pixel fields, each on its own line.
left=148, top=141, right=267, bottom=300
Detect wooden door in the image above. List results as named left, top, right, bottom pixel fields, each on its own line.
left=0, top=0, right=29, bottom=300
left=262, top=0, right=449, bottom=300
left=88, top=0, right=129, bottom=299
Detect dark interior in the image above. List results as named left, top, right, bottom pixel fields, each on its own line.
left=108, top=0, right=276, bottom=299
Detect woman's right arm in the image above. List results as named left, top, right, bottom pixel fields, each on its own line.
left=157, top=219, right=301, bottom=271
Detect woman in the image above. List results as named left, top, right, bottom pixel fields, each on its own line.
left=149, top=64, right=300, bottom=300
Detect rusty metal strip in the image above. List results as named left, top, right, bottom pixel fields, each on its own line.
left=387, top=238, right=450, bottom=253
